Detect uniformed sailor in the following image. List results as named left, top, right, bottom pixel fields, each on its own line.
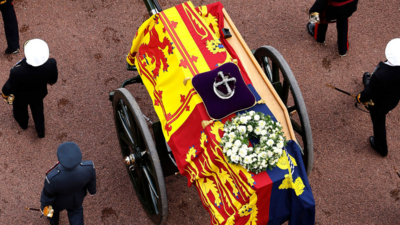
left=0, top=0, right=19, bottom=54
left=40, top=142, right=97, bottom=225
left=306, top=0, right=359, bottom=57
left=356, top=38, right=400, bottom=157
left=1, top=39, right=58, bottom=138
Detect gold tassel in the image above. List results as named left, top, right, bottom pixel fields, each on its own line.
left=183, top=77, right=192, bottom=86
left=257, top=99, right=265, bottom=104
left=202, top=120, right=214, bottom=129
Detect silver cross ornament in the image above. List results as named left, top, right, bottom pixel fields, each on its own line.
left=213, top=71, right=236, bottom=99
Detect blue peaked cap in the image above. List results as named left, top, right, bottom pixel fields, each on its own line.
left=57, top=142, right=82, bottom=169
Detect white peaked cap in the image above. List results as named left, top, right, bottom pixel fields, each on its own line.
left=385, top=38, right=400, bottom=66
left=25, top=39, right=49, bottom=67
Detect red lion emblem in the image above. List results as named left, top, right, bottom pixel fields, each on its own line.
left=138, top=26, right=174, bottom=78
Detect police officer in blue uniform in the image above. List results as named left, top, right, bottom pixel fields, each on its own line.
left=0, top=0, right=19, bottom=54
left=356, top=39, right=400, bottom=157
left=40, top=142, right=97, bottom=225
left=1, top=39, right=58, bottom=138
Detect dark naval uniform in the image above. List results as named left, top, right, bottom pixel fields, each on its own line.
left=40, top=142, right=96, bottom=225
left=2, top=58, right=58, bottom=137
left=308, top=0, right=358, bottom=55
left=0, top=0, right=19, bottom=53
left=359, top=62, right=400, bottom=157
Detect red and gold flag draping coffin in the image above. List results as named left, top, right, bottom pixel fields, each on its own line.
left=127, top=1, right=315, bottom=224
left=127, top=1, right=234, bottom=142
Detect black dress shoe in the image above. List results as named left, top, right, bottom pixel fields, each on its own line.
left=17, top=122, right=28, bottom=130
left=363, top=72, right=371, bottom=87
left=307, top=22, right=315, bottom=37
left=5, top=48, right=19, bottom=55
left=369, top=136, right=387, bottom=157
left=38, top=132, right=45, bottom=138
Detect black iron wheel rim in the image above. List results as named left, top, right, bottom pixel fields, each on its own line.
left=254, top=46, right=314, bottom=176
left=112, top=88, right=168, bottom=224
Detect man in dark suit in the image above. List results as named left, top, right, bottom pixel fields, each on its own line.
left=1, top=39, right=58, bottom=138
left=0, top=0, right=19, bottom=54
left=306, top=0, right=359, bottom=57
left=40, top=142, right=97, bottom=225
left=357, top=38, right=400, bottom=157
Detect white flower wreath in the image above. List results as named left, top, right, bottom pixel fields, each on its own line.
left=220, top=111, right=287, bottom=174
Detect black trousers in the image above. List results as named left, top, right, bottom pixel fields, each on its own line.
left=48, top=206, right=84, bottom=225
left=13, top=98, right=45, bottom=133
left=367, top=102, right=398, bottom=156
left=314, top=19, right=349, bottom=55
left=0, top=0, right=19, bottom=51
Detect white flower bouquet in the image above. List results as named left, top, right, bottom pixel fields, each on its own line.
left=220, top=111, right=287, bottom=174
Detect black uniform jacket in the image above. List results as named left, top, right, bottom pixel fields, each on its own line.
left=40, top=161, right=96, bottom=211
left=309, top=0, right=358, bottom=22
left=2, top=58, right=58, bottom=102
left=360, top=62, right=400, bottom=111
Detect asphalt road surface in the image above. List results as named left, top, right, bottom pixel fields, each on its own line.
left=0, top=0, right=399, bottom=224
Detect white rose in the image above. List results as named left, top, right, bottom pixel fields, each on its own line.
left=259, top=152, right=267, bottom=158
left=225, top=142, right=233, bottom=148
left=240, top=117, right=247, bottom=124
left=227, top=150, right=233, bottom=156
left=246, top=116, right=252, bottom=121
left=234, top=140, right=242, bottom=147
left=239, top=148, right=248, bottom=157
left=233, top=155, right=240, bottom=163
left=261, top=129, right=267, bottom=136
left=267, top=139, right=274, bottom=146
left=267, top=151, right=273, bottom=158
left=277, top=142, right=284, bottom=149
left=229, top=138, right=234, bottom=143
left=228, top=132, right=236, bottom=139
left=255, top=148, right=260, bottom=154
left=259, top=120, right=266, bottom=128
left=254, top=127, right=262, bottom=135
left=232, top=146, right=239, bottom=154
left=238, top=126, right=247, bottom=134
left=248, top=147, right=253, bottom=153
left=254, top=114, right=260, bottom=121
left=244, top=156, right=252, bottom=164
left=273, top=147, right=282, bottom=154
left=247, top=125, right=253, bottom=132
left=270, top=133, right=276, bottom=139
left=249, top=111, right=255, bottom=116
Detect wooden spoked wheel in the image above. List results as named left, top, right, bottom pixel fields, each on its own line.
left=112, top=88, right=168, bottom=224
left=253, top=46, right=314, bottom=176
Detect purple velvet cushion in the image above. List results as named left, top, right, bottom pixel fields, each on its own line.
left=192, top=62, right=256, bottom=120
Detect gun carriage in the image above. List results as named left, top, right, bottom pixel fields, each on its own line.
left=109, top=1, right=314, bottom=224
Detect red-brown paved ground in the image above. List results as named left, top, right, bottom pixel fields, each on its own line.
left=0, top=0, right=399, bottom=224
